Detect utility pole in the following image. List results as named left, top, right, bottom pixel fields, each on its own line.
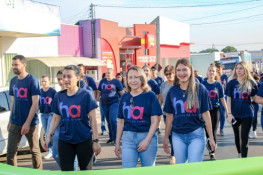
left=90, top=3, right=96, bottom=58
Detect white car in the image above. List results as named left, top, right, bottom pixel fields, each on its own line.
left=0, top=87, right=45, bottom=155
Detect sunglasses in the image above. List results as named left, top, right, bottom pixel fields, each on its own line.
left=165, top=73, right=172, bottom=76
left=130, top=97, right=134, bottom=109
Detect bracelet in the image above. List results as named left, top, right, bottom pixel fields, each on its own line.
left=49, top=133, right=54, bottom=138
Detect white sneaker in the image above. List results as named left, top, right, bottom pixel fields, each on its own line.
left=238, top=153, right=241, bottom=158
left=249, top=132, right=253, bottom=139
left=252, top=131, right=257, bottom=138
left=43, top=152, right=53, bottom=159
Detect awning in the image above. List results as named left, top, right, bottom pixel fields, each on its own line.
left=27, top=56, right=106, bottom=67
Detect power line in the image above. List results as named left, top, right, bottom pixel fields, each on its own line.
left=96, top=0, right=262, bottom=8
left=181, top=4, right=263, bottom=21
left=190, top=13, right=263, bottom=25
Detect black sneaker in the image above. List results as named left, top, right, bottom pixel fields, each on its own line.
left=209, top=154, right=216, bottom=161
left=106, top=139, right=114, bottom=144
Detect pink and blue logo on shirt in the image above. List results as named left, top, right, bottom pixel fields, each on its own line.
left=122, top=102, right=144, bottom=120
left=233, top=88, right=249, bottom=99
left=13, top=85, right=27, bottom=98
left=173, top=98, right=197, bottom=114
left=101, top=83, right=114, bottom=90
left=40, top=96, right=52, bottom=105
left=208, top=90, right=217, bottom=98
left=59, top=102, right=81, bottom=118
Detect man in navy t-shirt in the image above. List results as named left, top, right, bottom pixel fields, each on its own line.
left=194, top=70, right=203, bottom=83
left=78, top=64, right=98, bottom=97
left=151, top=66, right=164, bottom=88
left=97, top=68, right=124, bottom=143
left=7, top=55, right=42, bottom=169
left=143, top=65, right=160, bottom=97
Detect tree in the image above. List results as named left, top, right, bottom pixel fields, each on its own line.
left=199, top=48, right=219, bottom=53
left=221, top=46, right=237, bottom=53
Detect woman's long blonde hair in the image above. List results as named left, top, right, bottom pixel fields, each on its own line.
left=174, top=59, right=199, bottom=109
left=228, top=61, right=255, bottom=92
left=126, top=65, right=151, bottom=92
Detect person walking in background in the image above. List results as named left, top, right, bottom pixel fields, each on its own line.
left=7, top=55, right=42, bottom=169
left=44, top=65, right=101, bottom=171
left=159, top=65, right=176, bottom=164
left=194, top=70, right=203, bottom=83
left=163, top=58, right=215, bottom=164
left=97, top=68, right=124, bottom=144
left=216, top=63, right=228, bottom=136
left=115, top=66, right=162, bottom=168
left=99, top=73, right=107, bottom=135
left=226, top=61, right=258, bottom=158
left=151, top=65, right=164, bottom=88
left=116, top=72, right=126, bottom=89
left=78, top=64, right=98, bottom=97
left=202, top=64, right=228, bottom=160
left=249, top=74, right=260, bottom=139
left=39, top=75, right=56, bottom=159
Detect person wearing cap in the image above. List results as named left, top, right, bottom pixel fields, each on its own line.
left=151, top=66, right=164, bottom=88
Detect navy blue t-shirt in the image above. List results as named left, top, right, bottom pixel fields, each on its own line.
left=202, top=80, right=224, bottom=108
left=226, top=79, right=258, bottom=118
left=164, top=84, right=211, bottom=134
left=257, top=83, right=263, bottom=111
left=118, top=91, right=162, bottom=132
left=85, top=74, right=97, bottom=91
left=98, top=78, right=124, bottom=105
left=9, top=74, right=41, bottom=126
left=79, top=80, right=95, bottom=99
left=154, top=77, right=164, bottom=88
left=148, top=79, right=160, bottom=95
left=39, top=87, right=56, bottom=113
left=52, top=88, right=98, bottom=144
left=197, top=76, right=203, bottom=83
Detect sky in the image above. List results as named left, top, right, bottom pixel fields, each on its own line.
left=33, top=0, right=263, bottom=52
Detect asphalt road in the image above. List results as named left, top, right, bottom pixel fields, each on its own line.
left=1, top=114, right=263, bottom=171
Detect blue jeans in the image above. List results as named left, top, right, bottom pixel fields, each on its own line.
left=99, top=102, right=107, bottom=133
left=122, top=131, right=158, bottom=168
left=252, top=103, right=259, bottom=131
left=53, top=127, right=78, bottom=171
left=41, top=113, right=53, bottom=154
left=219, top=96, right=227, bottom=130
left=172, top=127, right=205, bottom=164
left=101, top=102, right=119, bottom=141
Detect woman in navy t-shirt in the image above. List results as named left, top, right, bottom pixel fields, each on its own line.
left=44, top=65, right=101, bottom=171
left=226, top=61, right=258, bottom=158
left=115, top=65, right=162, bottom=168
left=97, top=68, right=124, bottom=144
left=163, top=58, right=215, bottom=164
left=202, top=64, right=228, bottom=160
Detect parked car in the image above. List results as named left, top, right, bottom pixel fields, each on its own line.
left=0, top=87, right=46, bottom=155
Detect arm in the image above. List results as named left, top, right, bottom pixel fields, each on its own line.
left=220, top=97, right=228, bottom=115
left=44, top=113, right=61, bottom=150
left=201, top=111, right=216, bottom=151
left=93, top=90, right=98, bottom=100
left=226, top=96, right=233, bottom=124
left=88, top=109, right=101, bottom=156
left=115, top=119, right=124, bottom=158
left=96, top=91, right=101, bottom=101
left=21, top=95, right=39, bottom=135
left=158, top=94, right=163, bottom=105
left=163, top=113, right=173, bottom=154
left=137, top=115, right=160, bottom=152
left=7, top=96, right=14, bottom=131
left=255, top=95, right=263, bottom=104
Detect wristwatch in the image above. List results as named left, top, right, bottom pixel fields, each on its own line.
left=92, top=139, right=99, bottom=143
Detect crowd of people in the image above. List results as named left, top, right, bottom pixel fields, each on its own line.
left=6, top=54, right=263, bottom=171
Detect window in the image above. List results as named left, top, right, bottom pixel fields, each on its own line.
left=0, top=92, right=9, bottom=113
